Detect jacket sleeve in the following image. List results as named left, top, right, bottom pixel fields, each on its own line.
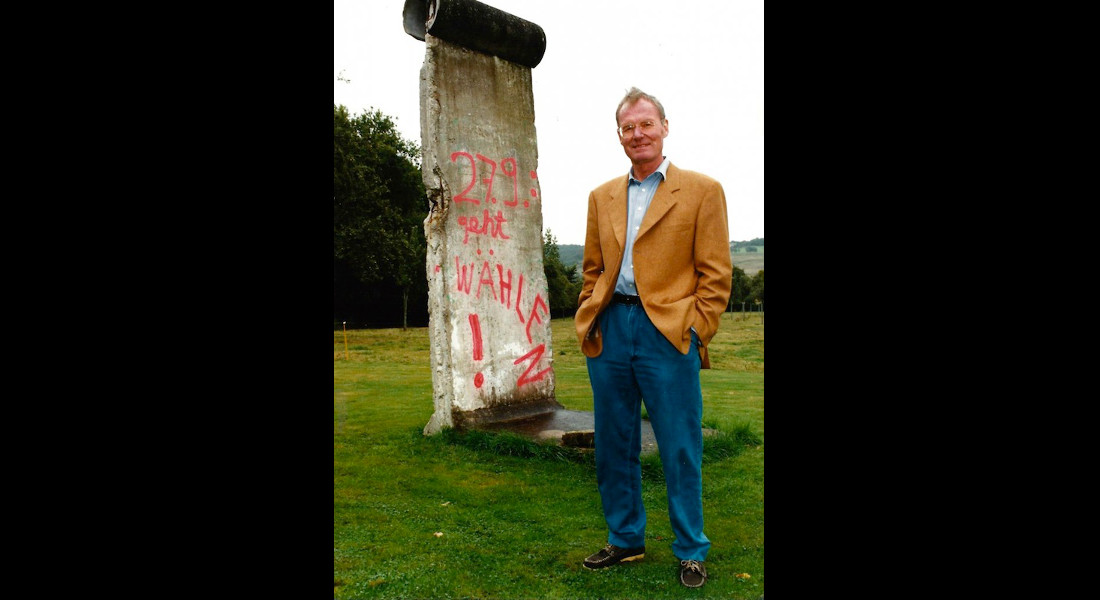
left=692, top=180, right=733, bottom=347
left=577, top=191, right=602, bottom=311
left=574, top=190, right=604, bottom=347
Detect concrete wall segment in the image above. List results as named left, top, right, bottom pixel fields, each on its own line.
left=419, top=34, right=560, bottom=434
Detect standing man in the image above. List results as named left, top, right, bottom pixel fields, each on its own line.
left=574, top=87, right=732, bottom=589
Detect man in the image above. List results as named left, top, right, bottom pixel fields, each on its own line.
left=574, top=87, right=732, bottom=589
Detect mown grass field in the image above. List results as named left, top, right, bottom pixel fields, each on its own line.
left=334, top=312, right=764, bottom=599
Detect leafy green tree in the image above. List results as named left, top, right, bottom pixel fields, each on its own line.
left=393, top=224, right=427, bottom=329
left=543, top=229, right=579, bottom=318
left=749, top=269, right=765, bottom=304
left=729, top=266, right=751, bottom=311
left=334, top=105, right=427, bottom=328
left=731, top=237, right=765, bottom=250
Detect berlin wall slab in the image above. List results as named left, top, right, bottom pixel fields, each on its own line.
left=417, top=31, right=560, bottom=435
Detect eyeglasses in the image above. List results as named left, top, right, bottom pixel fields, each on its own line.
left=617, top=120, right=661, bottom=138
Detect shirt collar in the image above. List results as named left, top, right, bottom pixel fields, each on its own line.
left=628, top=157, right=670, bottom=183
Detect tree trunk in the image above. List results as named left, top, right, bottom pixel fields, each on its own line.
left=402, top=287, right=409, bottom=330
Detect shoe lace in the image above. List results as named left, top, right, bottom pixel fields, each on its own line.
left=681, top=559, right=703, bottom=573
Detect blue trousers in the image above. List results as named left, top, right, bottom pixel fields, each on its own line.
left=586, top=301, right=710, bottom=561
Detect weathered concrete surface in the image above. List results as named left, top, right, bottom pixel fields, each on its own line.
left=561, top=430, right=595, bottom=448
left=476, top=409, right=720, bottom=456
left=476, top=409, right=660, bottom=455
left=419, top=33, right=560, bottom=435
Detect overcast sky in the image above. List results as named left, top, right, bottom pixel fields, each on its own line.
left=334, top=0, right=763, bottom=246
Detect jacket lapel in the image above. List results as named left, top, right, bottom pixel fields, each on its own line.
left=636, top=164, right=680, bottom=241
left=609, top=178, right=628, bottom=251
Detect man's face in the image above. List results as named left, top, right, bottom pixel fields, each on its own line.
left=617, top=99, right=668, bottom=165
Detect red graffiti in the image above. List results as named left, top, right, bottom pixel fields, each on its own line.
left=469, top=314, right=485, bottom=388
left=500, top=158, right=519, bottom=207
left=446, top=151, right=548, bottom=392
left=527, top=168, right=537, bottom=207
left=476, top=261, right=497, bottom=300
left=457, top=209, right=511, bottom=244
left=476, top=154, right=497, bottom=204
left=466, top=309, right=553, bottom=389
left=450, top=256, right=552, bottom=346
left=450, top=151, right=534, bottom=208
left=497, top=264, right=513, bottom=309
left=525, top=294, right=549, bottom=344
left=455, top=258, right=522, bottom=312
left=455, top=257, right=475, bottom=294
left=514, top=343, right=552, bottom=386
left=468, top=314, right=483, bottom=361
left=450, top=151, right=480, bottom=205
left=514, top=273, right=525, bottom=323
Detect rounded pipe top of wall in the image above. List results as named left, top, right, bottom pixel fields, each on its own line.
left=403, top=0, right=547, bottom=69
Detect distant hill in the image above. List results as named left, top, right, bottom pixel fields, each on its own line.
left=729, top=237, right=764, bottom=276
left=559, top=244, right=583, bottom=268
left=557, top=237, right=763, bottom=277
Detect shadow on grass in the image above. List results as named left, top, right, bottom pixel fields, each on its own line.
left=425, top=421, right=763, bottom=481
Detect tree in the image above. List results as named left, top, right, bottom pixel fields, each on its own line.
left=749, top=269, right=765, bottom=304
left=731, top=237, right=765, bottom=250
left=393, top=224, right=427, bottom=330
left=729, top=266, right=751, bottom=311
left=334, top=105, right=427, bottom=328
left=543, top=229, right=579, bottom=318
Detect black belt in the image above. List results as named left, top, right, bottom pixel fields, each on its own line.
left=612, top=293, right=641, bottom=305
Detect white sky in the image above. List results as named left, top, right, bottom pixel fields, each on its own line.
left=334, top=0, right=763, bottom=246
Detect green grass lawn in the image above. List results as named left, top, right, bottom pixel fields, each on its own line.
left=335, top=312, right=764, bottom=599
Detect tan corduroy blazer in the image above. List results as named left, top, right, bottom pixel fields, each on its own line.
left=574, top=163, right=733, bottom=369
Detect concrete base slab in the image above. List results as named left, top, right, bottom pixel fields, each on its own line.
left=473, top=408, right=659, bottom=455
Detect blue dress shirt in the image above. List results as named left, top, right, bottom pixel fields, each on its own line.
left=614, top=157, right=670, bottom=296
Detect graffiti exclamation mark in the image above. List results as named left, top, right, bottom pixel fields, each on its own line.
left=469, top=314, right=485, bottom=388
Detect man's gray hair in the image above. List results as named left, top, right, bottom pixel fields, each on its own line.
left=615, top=87, right=667, bottom=125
